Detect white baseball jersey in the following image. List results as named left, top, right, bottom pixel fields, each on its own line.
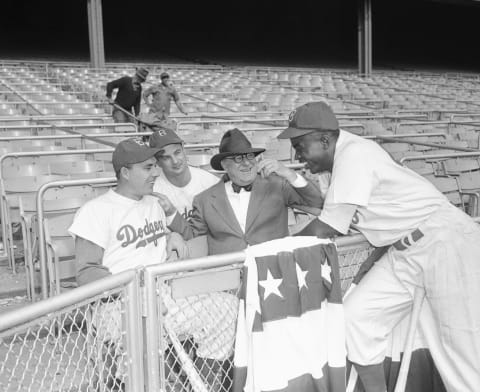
left=320, top=130, right=448, bottom=247
left=69, top=189, right=168, bottom=274
left=153, top=166, right=219, bottom=221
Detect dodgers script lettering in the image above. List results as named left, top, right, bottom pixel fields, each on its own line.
left=116, top=218, right=166, bottom=248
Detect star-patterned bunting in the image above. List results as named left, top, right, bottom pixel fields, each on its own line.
left=258, top=269, right=283, bottom=300
left=321, top=259, right=332, bottom=284
left=295, top=262, right=308, bottom=290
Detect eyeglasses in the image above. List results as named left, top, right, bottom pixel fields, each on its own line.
left=225, top=153, right=256, bottom=164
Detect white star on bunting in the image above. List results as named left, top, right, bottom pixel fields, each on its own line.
left=295, top=263, right=308, bottom=290
left=322, top=260, right=332, bottom=284
left=259, top=270, right=283, bottom=300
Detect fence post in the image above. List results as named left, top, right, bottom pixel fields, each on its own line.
left=143, top=268, right=162, bottom=391
left=124, top=269, right=145, bottom=391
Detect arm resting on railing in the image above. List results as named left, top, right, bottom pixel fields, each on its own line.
left=296, top=203, right=357, bottom=238
left=294, top=217, right=341, bottom=238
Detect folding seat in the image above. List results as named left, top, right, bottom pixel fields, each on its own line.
left=295, top=94, right=313, bottom=107
left=49, top=160, right=107, bottom=176
left=298, top=76, right=311, bottom=88
left=310, top=76, right=322, bottom=87
left=454, top=171, right=480, bottom=216
left=19, top=190, right=92, bottom=300
left=423, top=174, right=464, bottom=209
left=21, top=145, right=72, bottom=153
left=380, top=142, right=412, bottom=154
left=187, top=153, right=214, bottom=170
left=441, top=157, right=480, bottom=175
left=3, top=162, right=51, bottom=179
left=0, top=129, right=35, bottom=137
left=278, top=95, right=296, bottom=111
left=43, top=212, right=78, bottom=296
left=0, top=174, right=67, bottom=271
left=238, top=87, right=254, bottom=100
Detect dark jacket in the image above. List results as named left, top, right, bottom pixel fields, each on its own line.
left=106, top=76, right=142, bottom=115
left=169, top=175, right=323, bottom=255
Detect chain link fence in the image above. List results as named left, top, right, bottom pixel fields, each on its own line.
left=0, top=269, right=143, bottom=392
left=144, top=236, right=373, bottom=392
left=0, top=236, right=373, bottom=391
left=336, top=235, right=375, bottom=294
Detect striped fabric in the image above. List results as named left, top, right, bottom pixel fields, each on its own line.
left=233, top=236, right=346, bottom=392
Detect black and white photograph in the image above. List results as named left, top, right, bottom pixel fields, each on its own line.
left=0, top=1, right=479, bottom=391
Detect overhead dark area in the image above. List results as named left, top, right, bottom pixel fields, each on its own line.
left=1, top=0, right=479, bottom=71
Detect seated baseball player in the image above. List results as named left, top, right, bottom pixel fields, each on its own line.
left=150, top=128, right=220, bottom=256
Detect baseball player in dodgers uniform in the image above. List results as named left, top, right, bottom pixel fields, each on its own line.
left=69, top=138, right=237, bottom=383
left=278, top=102, right=480, bottom=392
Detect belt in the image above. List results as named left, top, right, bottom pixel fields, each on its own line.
left=392, top=228, right=424, bottom=251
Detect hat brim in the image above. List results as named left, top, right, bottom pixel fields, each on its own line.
left=277, top=127, right=317, bottom=140
left=113, top=147, right=161, bottom=172
left=210, top=148, right=265, bottom=171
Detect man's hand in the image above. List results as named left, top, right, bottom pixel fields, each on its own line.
left=151, top=192, right=177, bottom=216
left=257, top=159, right=297, bottom=183
left=167, top=232, right=189, bottom=260
left=106, top=97, right=114, bottom=105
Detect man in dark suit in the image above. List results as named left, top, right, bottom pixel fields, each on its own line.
left=158, top=128, right=323, bottom=255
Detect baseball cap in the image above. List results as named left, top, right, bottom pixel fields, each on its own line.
left=149, top=128, right=183, bottom=150
left=160, top=72, right=170, bottom=79
left=112, top=137, right=161, bottom=172
left=277, top=101, right=339, bottom=139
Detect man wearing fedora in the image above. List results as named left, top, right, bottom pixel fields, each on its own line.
left=160, top=128, right=323, bottom=255
left=106, top=67, right=149, bottom=123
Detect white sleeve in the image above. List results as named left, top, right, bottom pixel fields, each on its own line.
left=327, top=143, right=376, bottom=206
left=68, top=202, right=109, bottom=249
left=319, top=203, right=357, bottom=234
left=290, top=173, right=308, bottom=188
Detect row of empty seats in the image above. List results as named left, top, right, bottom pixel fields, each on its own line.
left=1, top=61, right=480, bottom=302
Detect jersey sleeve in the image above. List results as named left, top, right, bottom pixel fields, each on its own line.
left=68, top=201, right=110, bottom=249
left=327, top=142, right=377, bottom=207
left=319, top=203, right=357, bottom=234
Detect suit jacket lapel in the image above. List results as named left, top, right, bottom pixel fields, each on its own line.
left=209, top=181, right=244, bottom=236
left=245, top=177, right=269, bottom=233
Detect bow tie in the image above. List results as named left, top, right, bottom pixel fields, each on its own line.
left=232, top=183, right=253, bottom=193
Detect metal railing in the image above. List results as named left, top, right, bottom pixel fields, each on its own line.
left=0, top=269, right=143, bottom=392
left=399, top=151, right=480, bottom=166
left=0, top=234, right=374, bottom=392
left=143, top=234, right=373, bottom=391
left=0, top=122, right=137, bottom=133
left=0, top=115, right=111, bottom=124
